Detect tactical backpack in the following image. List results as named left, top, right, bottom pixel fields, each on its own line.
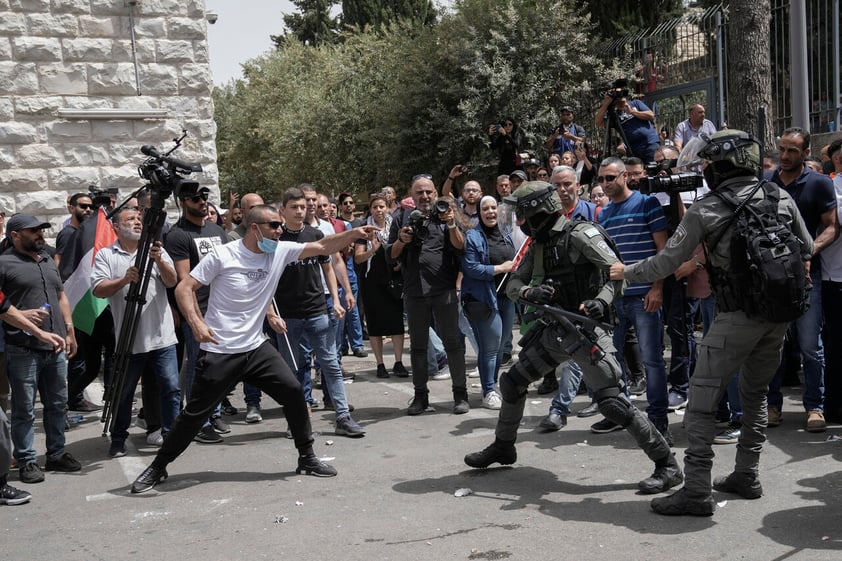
left=705, top=180, right=810, bottom=323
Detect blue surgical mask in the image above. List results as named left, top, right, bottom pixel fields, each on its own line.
left=256, top=228, right=278, bottom=253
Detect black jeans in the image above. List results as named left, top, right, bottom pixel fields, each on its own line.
left=154, top=341, right=314, bottom=467
left=404, top=290, right=466, bottom=396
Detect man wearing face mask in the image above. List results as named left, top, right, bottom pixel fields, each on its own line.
left=130, top=204, right=376, bottom=493
left=464, top=182, right=682, bottom=497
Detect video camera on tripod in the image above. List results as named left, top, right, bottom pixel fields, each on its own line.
left=137, top=130, right=203, bottom=200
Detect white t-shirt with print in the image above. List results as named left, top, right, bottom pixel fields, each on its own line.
left=190, top=239, right=304, bottom=354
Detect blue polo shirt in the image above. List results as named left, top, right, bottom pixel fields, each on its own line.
left=766, top=166, right=836, bottom=276
left=597, top=190, right=668, bottom=296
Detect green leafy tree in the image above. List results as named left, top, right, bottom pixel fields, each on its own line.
left=342, top=0, right=436, bottom=30
left=582, top=0, right=684, bottom=39
left=216, top=0, right=606, bottom=201
left=274, top=0, right=340, bottom=47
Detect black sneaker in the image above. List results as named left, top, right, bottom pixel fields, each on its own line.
left=407, top=394, right=429, bottom=416
left=538, top=412, right=567, bottom=432
left=193, top=425, right=223, bottom=444
left=108, top=441, right=127, bottom=458
left=221, top=397, right=238, bottom=416
left=638, top=454, right=683, bottom=494
left=628, top=377, right=647, bottom=396
left=650, top=488, right=715, bottom=517
left=210, top=417, right=231, bottom=434
left=453, top=399, right=470, bottom=415
left=590, top=418, right=623, bottom=433
left=376, top=364, right=390, bottom=378
left=335, top=415, right=366, bottom=438
left=352, top=348, right=368, bottom=358
left=464, top=440, right=517, bottom=468
left=0, top=481, right=32, bottom=505
left=713, top=471, right=763, bottom=499
left=131, top=464, right=168, bottom=494
left=296, top=454, right=338, bottom=477
left=393, top=362, right=409, bottom=377
left=19, top=462, right=44, bottom=484
left=45, top=452, right=81, bottom=472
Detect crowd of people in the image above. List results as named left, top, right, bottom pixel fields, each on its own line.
left=0, top=98, right=839, bottom=517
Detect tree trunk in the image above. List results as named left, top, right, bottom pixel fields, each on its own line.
left=727, top=0, right=774, bottom=150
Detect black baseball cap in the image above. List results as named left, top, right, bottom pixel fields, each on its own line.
left=6, top=214, right=51, bottom=233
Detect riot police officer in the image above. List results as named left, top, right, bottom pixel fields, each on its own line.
left=610, top=130, right=813, bottom=516
left=464, top=182, right=682, bottom=495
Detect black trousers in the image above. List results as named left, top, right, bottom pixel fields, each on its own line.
left=154, top=340, right=314, bottom=467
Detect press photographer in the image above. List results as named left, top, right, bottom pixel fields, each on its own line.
left=595, top=79, right=661, bottom=163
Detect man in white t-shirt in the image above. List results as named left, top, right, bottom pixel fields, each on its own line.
left=131, top=205, right=375, bottom=493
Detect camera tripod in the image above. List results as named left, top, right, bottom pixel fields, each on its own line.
left=100, top=186, right=171, bottom=437
left=602, top=104, right=635, bottom=160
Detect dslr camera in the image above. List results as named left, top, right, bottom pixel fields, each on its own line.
left=407, top=209, right=429, bottom=244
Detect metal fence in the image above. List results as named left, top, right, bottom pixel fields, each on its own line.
left=595, top=1, right=840, bottom=142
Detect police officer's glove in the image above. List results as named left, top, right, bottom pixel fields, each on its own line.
left=522, top=284, right=555, bottom=304
left=582, top=298, right=608, bottom=320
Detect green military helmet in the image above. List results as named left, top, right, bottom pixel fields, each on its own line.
left=504, top=181, right=561, bottom=220
left=693, top=129, right=761, bottom=186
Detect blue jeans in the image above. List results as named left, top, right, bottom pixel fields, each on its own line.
left=498, top=297, right=516, bottom=359
left=181, top=322, right=220, bottom=427
left=337, top=283, right=365, bottom=353
left=768, top=278, right=825, bottom=411
left=613, top=295, right=668, bottom=421
left=6, top=346, right=68, bottom=463
left=279, top=312, right=351, bottom=419
left=426, top=327, right=447, bottom=374
left=467, top=310, right=503, bottom=396
left=112, top=345, right=181, bottom=442
left=550, top=360, right=585, bottom=416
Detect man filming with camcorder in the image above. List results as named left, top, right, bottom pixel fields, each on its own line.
left=595, top=79, right=661, bottom=164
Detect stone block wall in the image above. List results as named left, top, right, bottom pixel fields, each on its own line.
left=0, top=0, right=218, bottom=235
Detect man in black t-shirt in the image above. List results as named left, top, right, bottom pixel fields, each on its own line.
left=274, top=188, right=365, bottom=438
left=387, top=175, right=468, bottom=415
left=54, top=193, right=93, bottom=268
left=165, top=185, right=228, bottom=443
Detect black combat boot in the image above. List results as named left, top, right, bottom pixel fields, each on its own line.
left=650, top=488, right=715, bottom=516
left=638, top=453, right=683, bottom=494
left=713, top=471, right=762, bottom=499
left=464, top=439, right=517, bottom=468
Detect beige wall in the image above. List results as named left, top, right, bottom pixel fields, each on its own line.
left=0, top=0, right=218, bottom=235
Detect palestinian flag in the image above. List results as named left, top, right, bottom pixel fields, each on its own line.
left=59, top=207, right=116, bottom=335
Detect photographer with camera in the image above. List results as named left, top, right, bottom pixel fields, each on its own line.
left=488, top=118, right=523, bottom=176
left=544, top=105, right=587, bottom=158
left=387, top=175, right=469, bottom=415
left=595, top=80, right=661, bottom=164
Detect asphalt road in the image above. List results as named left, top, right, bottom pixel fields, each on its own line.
left=3, top=344, right=841, bottom=561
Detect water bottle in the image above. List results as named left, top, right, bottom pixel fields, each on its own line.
left=23, top=303, right=50, bottom=336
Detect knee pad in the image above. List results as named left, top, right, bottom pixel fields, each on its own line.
left=499, top=370, right=528, bottom=402
left=597, top=395, right=634, bottom=428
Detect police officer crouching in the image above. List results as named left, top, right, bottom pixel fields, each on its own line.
left=610, top=130, right=813, bottom=516
left=464, top=182, right=682, bottom=495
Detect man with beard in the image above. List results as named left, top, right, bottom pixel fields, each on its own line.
left=164, top=185, right=229, bottom=443
left=54, top=193, right=93, bottom=267
left=92, top=207, right=181, bottom=458
left=0, top=214, right=80, bottom=484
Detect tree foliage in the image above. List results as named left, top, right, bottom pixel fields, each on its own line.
left=581, top=0, right=685, bottom=39
left=341, top=0, right=435, bottom=30
left=216, top=0, right=610, bottom=201
left=274, top=0, right=340, bottom=47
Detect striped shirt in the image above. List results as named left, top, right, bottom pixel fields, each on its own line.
left=597, top=190, right=667, bottom=296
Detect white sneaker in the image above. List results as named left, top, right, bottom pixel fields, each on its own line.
left=431, top=366, right=451, bottom=380
left=482, top=391, right=502, bottom=410
left=467, top=367, right=480, bottom=378
left=146, top=429, right=163, bottom=446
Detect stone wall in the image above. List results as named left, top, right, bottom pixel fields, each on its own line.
left=0, top=0, right=217, bottom=235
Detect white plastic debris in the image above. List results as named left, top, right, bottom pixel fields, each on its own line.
left=325, top=440, right=334, bottom=446
left=454, top=488, right=472, bottom=497
left=295, top=501, right=304, bottom=506
left=716, top=500, right=728, bottom=508
left=274, top=515, right=289, bottom=524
